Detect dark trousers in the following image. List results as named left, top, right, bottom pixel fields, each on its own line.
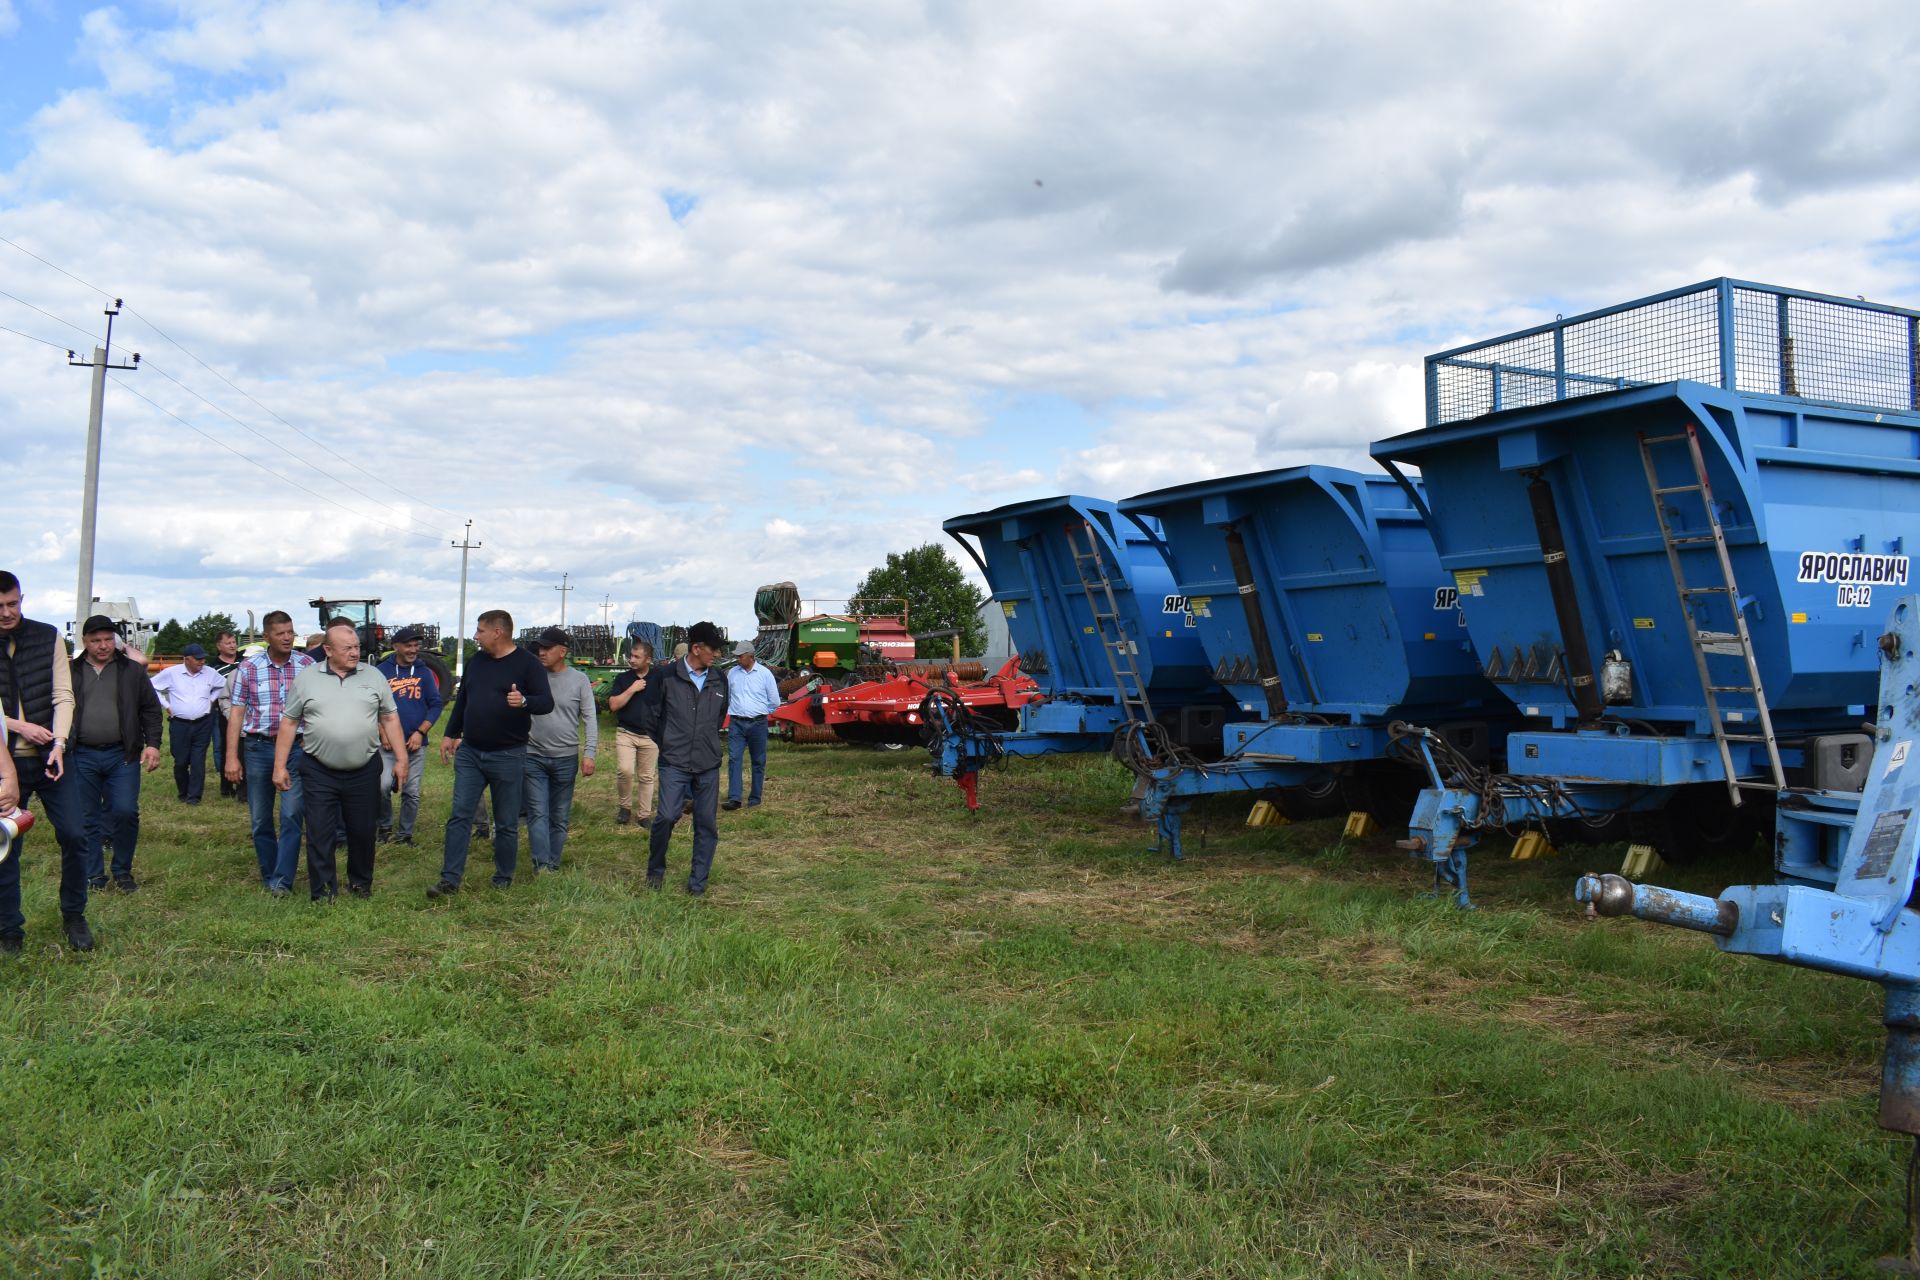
left=648, top=762, right=719, bottom=893
left=169, top=715, right=214, bottom=801
left=440, top=745, right=526, bottom=887
left=0, top=754, right=87, bottom=931
left=299, top=753, right=380, bottom=898
left=727, top=716, right=769, bottom=804
left=72, top=744, right=140, bottom=881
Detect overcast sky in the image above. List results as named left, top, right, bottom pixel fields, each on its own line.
left=2, top=0, right=1917, bottom=640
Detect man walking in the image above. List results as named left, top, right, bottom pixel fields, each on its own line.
left=525, top=628, right=597, bottom=874
left=226, top=611, right=314, bottom=896
left=723, top=640, right=780, bottom=811
left=151, top=643, right=225, bottom=804
left=647, top=621, right=730, bottom=895
left=211, top=630, right=245, bottom=800
left=429, top=610, right=553, bottom=898
left=68, top=616, right=163, bottom=894
left=607, top=640, right=662, bottom=827
left=274, top=620, right=406, bottom=901
left=376, top=627, right=442, bottom=846
left=0, top=571, right=91, bottom=953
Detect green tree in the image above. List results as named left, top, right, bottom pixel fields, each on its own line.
left=182, top=612, right=239, bottom=652
left=152, top=618, right=187, bottom=655
left=852, top=544, right=986, bottom=658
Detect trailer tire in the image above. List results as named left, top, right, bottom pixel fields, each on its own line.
left=1628, top=786, right=1765, bottom=866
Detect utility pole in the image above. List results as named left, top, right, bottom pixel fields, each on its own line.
left=554, top=572, right=572, bottom=628
left=598, top=594, right=613, bottom=629
left=451, top=520, right=480, bottom=679
left=69, top=302, right=139, bottom=631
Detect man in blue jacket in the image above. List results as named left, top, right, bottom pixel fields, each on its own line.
left=376, top=627, right=442, bottom=846
left=647, top=620, right=730, bottom=895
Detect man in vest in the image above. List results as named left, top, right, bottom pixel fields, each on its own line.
left=0, top=571, right=90, bottom=953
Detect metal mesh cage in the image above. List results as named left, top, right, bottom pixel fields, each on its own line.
left=1427, top=280, right=1920, bottom=426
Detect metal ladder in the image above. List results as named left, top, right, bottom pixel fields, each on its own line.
left=1637, top=423, right=1786, bottom=801
left=1063, top=519, right=1154, bottom=726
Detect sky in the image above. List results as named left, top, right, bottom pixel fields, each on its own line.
left=2, top=0, right=1918, bottom=641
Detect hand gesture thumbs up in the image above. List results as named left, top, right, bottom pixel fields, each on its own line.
left=507, top=682, right=526, bottom=708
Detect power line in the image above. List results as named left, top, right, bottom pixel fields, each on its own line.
left=0, top=286, right=100, bottom=344
left=0, top=322, right=71, bottom=351
left=109, top=375, right=449, bottom=547
left=140, top=357, right=451, bottom=541
left=0, top=233, right=114, bottom=299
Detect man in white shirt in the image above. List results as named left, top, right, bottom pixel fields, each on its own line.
left=151, top=643, right=228, bottom=805
left=723, top=641, right=780, bottom=811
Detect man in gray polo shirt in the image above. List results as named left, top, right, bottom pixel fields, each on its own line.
left=525, top=627, right=598, bottom=874
left=273, top=620, right=406, bottom=901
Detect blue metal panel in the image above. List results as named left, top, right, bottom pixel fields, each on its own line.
left=1117, top=465, right=1492, bottom=721
left=943, top=495, right=1215, bottom=704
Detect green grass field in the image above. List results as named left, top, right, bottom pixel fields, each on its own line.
left=0, top=735, right=1901, bottom=1277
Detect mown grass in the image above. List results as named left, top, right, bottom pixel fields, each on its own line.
left=0, top=734, right=1900, bottom=1277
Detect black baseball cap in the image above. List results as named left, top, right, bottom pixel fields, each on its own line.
left=391, top=627, right=423, bottom=644
left=81, top=614, right=116, bottom=636
left=686, top=621, right=724, bottom=649
left=536, top=627, right=571, bottom=649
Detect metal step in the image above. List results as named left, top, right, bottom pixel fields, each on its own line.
left=1654, top=483, right=1704, bottom=495
left=1641, top=432, right=1689, bottom=445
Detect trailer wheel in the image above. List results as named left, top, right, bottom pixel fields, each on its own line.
left=1628, top=786, right=1765, bottom=866
left=1342, top=761, right=1427, bottom=832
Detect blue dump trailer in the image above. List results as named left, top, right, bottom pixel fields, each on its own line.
left=1577, top=594, right=1920, bottom=1265
left=1113, top=465, right=1515, bottom=857
left=931, top=495, right=1240, bottom=802
left=1373, top=278, right=1920, bottom=903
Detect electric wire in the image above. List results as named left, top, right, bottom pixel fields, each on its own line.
left=0, top=286, right=100, bottom=344
left=0, top=322, right=72, bottom=352
left=110, top=375, right=449, bottom=547
left=0, top=233, right=114, bottom=299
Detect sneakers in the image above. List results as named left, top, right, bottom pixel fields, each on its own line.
left=0, top=930, right=21, bottom=955
left=474, top=822, right=492, bottom=839
left=646, top=874, right=663, bottom=892
left=62, top=914, right=94, bottom=952
left=347, top=884, right=372, bottom=899
left=114, top=874, right=138, bottom=894
left=616, top=807, right=631, bottom=826
left=87, top=876, right=108, bottom=891
left=533, top=863, right=557, bottom=876
left=267, top=884, right=291, bottom=899
left=376, top=827, right=392, bottom=845
left=392, top=834, right=414, bottom=847
left=746, top=799, right=761, bottom=809
left=490, top=877, right=512, bottom=890
left=722, top=799, right=742, bottom=811
left=426, top=879, right=459, bottom=900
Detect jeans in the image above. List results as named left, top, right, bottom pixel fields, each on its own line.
left=301, top=753, right=380, bottom=898
left=440, top=744, right=525, bottom=887
left=379, top=743, right=426, bottom=838
left=71, top=744, right=141, bottom=881
left=0, top=753, right=87, bottom=931
left=169, top=715, right=215, bottom=801
left=524, top=753, right=580, bottom=870
left=648, top=762, right=719, bottom=893
left=727, top=716, right=769, bottom=805
left=614, top=729, right=658, bottom=820
left=243, top=735, right=305, bottom=891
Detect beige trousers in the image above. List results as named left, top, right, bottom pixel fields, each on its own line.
left=615, top=729, right=659, bottom=821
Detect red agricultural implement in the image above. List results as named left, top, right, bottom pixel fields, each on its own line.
left=769, top=658, right=1044, bottom=756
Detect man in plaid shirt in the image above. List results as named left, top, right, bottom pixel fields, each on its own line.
left=223, top=610, right=314, bottom=896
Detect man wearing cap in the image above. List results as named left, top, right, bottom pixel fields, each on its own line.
left=0, top=570, right=92, bottom=953
left=429, top=609, right=554, bottom=898
left=723, top=640, right=780, bottom=811
left=376, top=627, right=442, bottom=846
left=524, top=627, right=598, bottom=874
left=607, top=640, right=663, bottom=827
left=274, top=619, right=407, bottom=900
left=226, top=610, right=315, bottom=896
left=648, top=620, right=730, bottom=895
left=210, top=630, right=245, bottom=801
left=68, top=615, right=163, bottom=897
left=151, top=643, right=226, bottom=805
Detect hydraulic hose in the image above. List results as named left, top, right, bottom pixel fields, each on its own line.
left=1524, top=470, right=1605, bottom=722
left=1223, top=525, right=1289, bottom=718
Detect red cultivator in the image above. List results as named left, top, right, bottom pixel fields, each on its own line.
left=769, top=658, right=1043, bottom=750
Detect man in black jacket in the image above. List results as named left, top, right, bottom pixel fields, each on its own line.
left=69, top=615, right=163, bottom=903
left=647, top=620, right=730, bottom=895
left=607, top=639, right=664, bottom=827
left=428, top=609, right=555, bottom=898
left=0, top=571, right=90, bottom=954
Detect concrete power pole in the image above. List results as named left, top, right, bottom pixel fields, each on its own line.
left=451, top=520, right=480, bottom=679
left=598, top=593, right=613, bottom=629
left=555, top=572, right=572, bottom=628
left=69, top=302, right=139, bottom=630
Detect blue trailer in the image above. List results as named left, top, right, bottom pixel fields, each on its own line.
left=931, top=495, right=1241, bottom=803
left=1372, top=279, right=1920, bottom=903
left=1114, top=465, right=1515, bottom=857
left=1577, top=594, right=1920, bottom=1269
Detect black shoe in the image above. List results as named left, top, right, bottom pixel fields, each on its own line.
left=88, top=876, right=109, bottom=891
left=474, top=822, right=492, bottom=839
left=533, top=863, right=557, bottom=875
left=646, top=874, right=663, bottom=891
left=0, top=930, right=21, bottom=955
left=686, top=886, right=706, bottom=898
left=393, top=834, right=414, bottom=846
left=490, top=877, right=512, bottom=890
left=184, top=797, right=200, bottom=807
left=722, top=799, right=742, bottom=811
left=62, top=914, right=94, bottom=952
left=267, top=884, right=290, bottom=899
left=311, top=891, right=336, bottom=904
left=376, top=828, right=392, bottom=845
left=114, top=875, right=138, bottom=894
left=426, top=879, right=458, bottom=900
left=616, top=807, right=631, bottom=826
left=746, top=799, right=761, bottom=808
left=347, top=883, right=372, bottom=899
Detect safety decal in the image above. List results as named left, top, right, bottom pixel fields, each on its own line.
left=1886, top=741, right=1911, bottom=778
left=1632, top=617, right=1655, bottom=630
left=1453, top=568, right=1488, bottom=597
left=1855, top=808, right=1911, bottom=882
left=1306, top=632, right=1324, bottom=642
left=1001, top=602, right=1017, bottom=619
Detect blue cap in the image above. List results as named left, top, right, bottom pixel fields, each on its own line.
left=181, top=643, right=206, bottom=658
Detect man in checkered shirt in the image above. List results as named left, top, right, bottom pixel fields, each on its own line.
left=224, top=610, right=314, bottom=896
